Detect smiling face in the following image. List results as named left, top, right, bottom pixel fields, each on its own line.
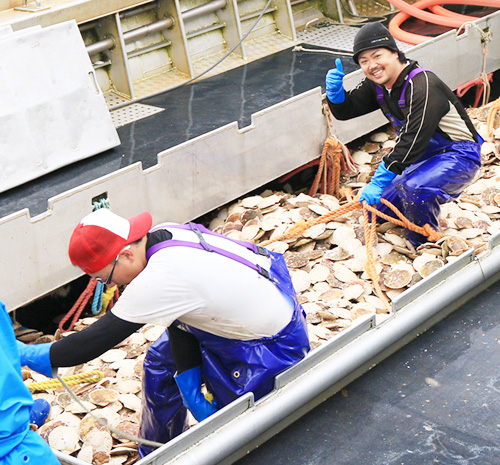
left=358, top=48, right=407, bottom=89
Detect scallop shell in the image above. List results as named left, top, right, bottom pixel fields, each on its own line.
left=241, top=223, right=261, bottom=241
left=333, top=265, right=358, bottom=283
left=343, top=283, right=364, bottom=301
left=114, top=421, right=140, bottom=443
left=119, top=393, right=142, bottom=412
left=352, top=150, right=373, bottom=165
left=291, top=269, right=311, bottom=293
left=143, top=325, right=165, bottom=342
left=285, top=253, right=309, bottom=269
left=324, top=247, right=350, bottom=261
left=89, top=389, right=119, bottom=407
left=370, top=131, right=389, bottom=143
left=441, top=236, right=469, bottom=257
left=116, top=379, right=141, bottom=395
left=65, top=400, right=96, bottom=414
left=85, top=429, right=113, bottom=453
left=101, top=348, right=127, bottom=363
left=77, top=444, right=94, bottom=462
left=48, top=425, right=80, bottom=454
left=418, top=259, right=444, bottom=278
left=241, top=195, right=262, bottom=209
left=265, top=241, right=289, bottom=254
left=383, top=268, right=412, bottom=289
left=309, top=264, right=330, bottom=283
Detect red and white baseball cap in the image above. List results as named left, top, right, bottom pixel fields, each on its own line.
left=68, top=209, right=153, bottom=274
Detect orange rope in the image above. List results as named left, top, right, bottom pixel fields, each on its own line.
left=261, top=198, right=445, bottom=311
left=309, top=137, right=357, bottom=198
left=487, top=97, right=500, bottom=140
left=362, top=208, right=392, bottom=312
left=58, top=278, right=98, bottom=332
left=309, top=138, right=341, bottom=197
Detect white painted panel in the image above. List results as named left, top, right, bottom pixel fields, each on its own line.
left=0, top=20, right=120, bottom=193
left=0, top=88, right=327, bottom=311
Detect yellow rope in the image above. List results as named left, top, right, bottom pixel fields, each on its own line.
left=27, top=370, right=104, bottom=393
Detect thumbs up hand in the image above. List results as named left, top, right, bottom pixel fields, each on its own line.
left=325, top=58, right=345, bottom=104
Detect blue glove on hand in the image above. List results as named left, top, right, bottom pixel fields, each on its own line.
left=326, top=58, right=345, bottom=104
left=175, top=367, right=218, bottom=422
left=359, top=161, right=397, bottom=206
left=17, top=341, right=54, bottom=378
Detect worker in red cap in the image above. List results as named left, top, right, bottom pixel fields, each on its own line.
left=18, top=208, right=310, bottom=456
left=325, top=22, right=482, bottom=247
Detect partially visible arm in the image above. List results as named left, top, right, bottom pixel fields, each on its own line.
left=327, top=77, right=380, bottom=121
left=168, top=324, right=202, bottom=374
left=384, top=71, right=449, bottom=174
left=50, top=311, right=143, bottom=367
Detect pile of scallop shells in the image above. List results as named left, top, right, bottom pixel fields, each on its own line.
left=206, top=102, right=500, bottom=349
left=23, top=322, right=169, bottom=465
left=22, top=101, right=500, bottom=464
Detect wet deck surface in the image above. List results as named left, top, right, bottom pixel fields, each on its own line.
left=0, top=46, right=359, bottom=220
left=236, top=278, right=500, bottom=465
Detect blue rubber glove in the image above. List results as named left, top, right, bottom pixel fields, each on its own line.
left=326, top=58, right=345, bottom=104
left=30, top=398, right=51, bottom=428
left=359, top=161, right=397, bottom=206
left=16, top=341, right=54, bottom=378
left=174, top=367, right=218, bottom=422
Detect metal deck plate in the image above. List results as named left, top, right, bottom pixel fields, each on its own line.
left=298, top=21, right=414, bottom=52
left=110, top=103, right=164, bottom=128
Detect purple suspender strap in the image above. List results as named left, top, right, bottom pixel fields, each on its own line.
left=146, top=223, right=271, bottom=280
left=376, top=67, right=431, bottom=107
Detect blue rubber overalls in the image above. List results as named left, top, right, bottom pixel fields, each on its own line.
left=138, top=224, right=310, bottom=456
left=376, top=68, right=482, bottom=246
left=0, top=301, right=60, bottom=465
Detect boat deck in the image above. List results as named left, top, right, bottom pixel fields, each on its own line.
left=237, top=276, right=500, bottom=465
left=0, top=40, right=361, bottom=219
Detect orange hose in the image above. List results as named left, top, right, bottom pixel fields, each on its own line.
left=387, top=0, right=498, bottom=45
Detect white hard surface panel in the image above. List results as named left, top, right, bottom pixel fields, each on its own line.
left=0, top=20, right=120, bottom=193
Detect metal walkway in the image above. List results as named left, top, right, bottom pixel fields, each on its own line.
left=236, top=278, right=500, bottom=465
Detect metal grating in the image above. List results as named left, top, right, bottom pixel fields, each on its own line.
left=298, top=21, right=414, bottom=53
left=109, top=103, right=164, bottom=128
left=104, top=91, right=130, bottom=107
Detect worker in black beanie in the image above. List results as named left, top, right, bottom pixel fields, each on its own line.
left=325, top=22, right=482, bottom=247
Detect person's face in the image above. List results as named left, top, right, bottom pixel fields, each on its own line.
left=90, top=245, right=144, bottom=287
left=358, top=48, right=405, bottom=89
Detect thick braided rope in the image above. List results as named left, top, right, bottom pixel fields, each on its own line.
left=378, top=199, right=445, bottom=242
left=260, top=200, right=361, bottom=247
left=27, top=370, right=104, bottom=393
left=309, top=138, right=342, bottom=197
left=362, top=208, right=392, bottom=312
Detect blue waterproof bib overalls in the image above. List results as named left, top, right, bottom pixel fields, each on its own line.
left=0, top=302, right=60, bottom=465
left=138, top=224, right=310, bottom=456
left=375, top=68, right=482, bottom=246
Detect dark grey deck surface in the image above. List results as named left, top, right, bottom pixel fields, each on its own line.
left=236, top=278, right=500, bottom=465
left=0, top=45, right=358, bottom=220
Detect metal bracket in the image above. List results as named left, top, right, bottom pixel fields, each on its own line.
left=14, top=0, right=50, bottom=12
